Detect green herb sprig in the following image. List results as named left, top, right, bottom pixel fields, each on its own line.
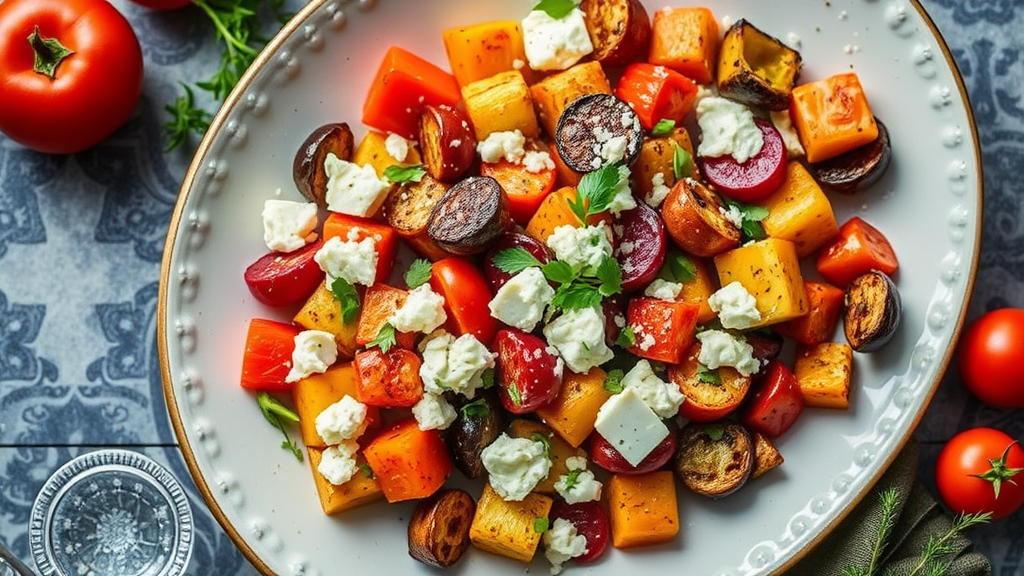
left=330, top=277, right=361, bottom=325
left=533, top=0, right=578, bottom=19
left=256, top=391, right=303, bottom=461
left=491, top=247, right=622, bottom=312
left=722, top=197, right=769, bottom=242
left=568, top=164, right=621, bottom=225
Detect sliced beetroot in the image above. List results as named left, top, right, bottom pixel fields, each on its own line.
left=483, top=230, right=553, bottom=292
left=601, top=294, right=628, bottom=348
left=243, top=239, right=325, bottom=307
left=700, top=118, right=788, bottom=203
left=613, top=202, right=667, bottom=292
left=549, top=499, right=610, bottom=564
left=588, top=428, right=676, bottom=475
left=494, top=328, right=564, bottom=414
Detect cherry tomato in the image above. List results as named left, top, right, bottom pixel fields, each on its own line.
left=494, top=328, right=563, bottom=414
left=548, top=499, right=610, bottom=564
left=935, top=427, right=1024, bottom=520
left=243, top=239, right=325, bottom=307
left=958, top=308, right=1024, bottom=409
left=126, top=0, right=193, bottom=9
left=0, top=0, right=144, bottom=154
left=429, top=256, right=498, bottom=345
left=588, top=430, right=676, bottom=475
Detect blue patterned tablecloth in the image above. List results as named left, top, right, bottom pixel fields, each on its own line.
left=1, top=1, right=1022, bottom=574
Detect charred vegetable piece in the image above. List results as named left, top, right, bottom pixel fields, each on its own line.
left=811, top=118, right=892, bottom=194
left=292, top=122, right=354, bottom=209
left=660, top=177, right=741, bottom=257
left=408, top=488, right=476, bottom=567
left=717, top=19, right=802, bottom=111
left=750, top=430, right=785, bottom=478
left=383, top=173, right=450, bottom=261
left=674, top=421, right=754, bottom=498
left=555, top=93, right=644, bottom=173
left=843, top=270, right=902, bottom=352
left=419, top=104, right=477, bottom=182
left=448, top=392, right=505, bottom=479
left=427, top=176, right=511, bottom=255
left=700, top=118, right=789, bottom=203
left=589, top=429, right=677, bottom=475
left=579, top=0, right=651, bottom=67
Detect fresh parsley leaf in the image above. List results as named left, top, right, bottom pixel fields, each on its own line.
left=368, top=323, right=397, bottom=353
left=672, top=141, right=694, bottom=180
left=480, top=368, right=496, bottom=389
left=404, top=259, right=433, bottom=288
left=723, top=198, right=769, bottom=242
left=329, top=277, right=361, bottom=324
left=615, top=326, right=636, bottom=348
left=569, top=164, right=620, bottom=224
left=533, top=516, right=550, bottom=533
left=697, top=364, right=722, bottom=385
left=662, top=251, right=698, bottom=283
left=604, top=368, right=625, bottom=393
left=492, top=247, right=544, bottom=275
left=256, top=392, right=303, bottom=462
left=460, top=398, right=490, bottom=419
left=550, top=282, right=603, bottom=311
left=533, top=0, right=577, bottom=19
left=384, top=164, right=426, bottom=184
left=705, top=424, right=725, bottom=441
left=541, top=260, right=576, bottom=285
left=507, top=381, right=523, bottom=407
left=359, top=462, right=375, bottom=478
left=164, top=84, right=213, bottom=151
left=562, top=468, right=583, bottom=491
left=595, top=256, right=622, bottom=297
left=532, top=432, right=553, bottom=459
left=651, top=119, right=676, bottom=137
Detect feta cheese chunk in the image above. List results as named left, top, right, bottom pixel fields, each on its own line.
left=477, top=129, right=527, bottom=164
left=481, top=433, right=552, bottom=501
left=544, top=517, right=588, bottom=575
left=644, top=278, right=683, bottom=301
left=521, top=8, right=594, bottom=71
left=384, top=133, right=410, bottom=162
left=314, top=235, right=378, bottom=286
left=606, top=165, right=637, bottom=215
left=412, top=392, right=457, bottom=431
left=315, top=395, right=368, bottom=445
left=696, top=96, right=763, bottom=163
left=546, top=222, right=613, bottom=274
left=285, top=330, right=338, bottom=383
left=323, top=153, right=391, bottom=217
left=621, top=360, right=685, bottom=419
left=317, top=440, right=359, bottom=485
left=554, top=456, right=603, bottom=504
left=523, top=150, right=556, bottom=173
left=488, top=267, right=555, bottom=332
left=390, top=284, right=447, bottom=334
left=696, top=329, right=761, bottom=376
left=645, top=171, right=671, bottom=208
left=708, top=281, right=762, bottom=330
left=419, top=330, right=496, bottom=397
left=770, top=109, right=805, bottom=158
left=261, top=198, right=318, bottom=253
left=543, top=307, right=614, bottom=374
left=594, top=387, right=669, bottom=467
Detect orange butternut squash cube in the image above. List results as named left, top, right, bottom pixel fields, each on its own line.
left=355, top=284, right=417, bottom=350
left=292, top=362, right=380, bottom=448
left=507, top=419, right=585, bottom=493
left=293, top=283, right=360, bottom=361
left=790, top=72, right=879, bottom=163
left=443, top=20, right=532, bottom=88
left=363, top=417, right=452, bottom=502
left=307, top=448, right=383, bottom=514
left=351, top=130, right=422, bottom=177
left=606, top=471, right=680, bottom=548
left=760, top=162, right=839, bottom=258
left=675, top=256, right=720, bottom=324
left=648, top=7, right=720, bottom=85
left=775, top=281, right=846, bottom=345
left=793, top=342, right=853, bottom=409
left=461, top=70, right=539, bottom=141
left=713, top=238, right=808, bottom=327
left=469, top=483, right=553, bottom=563
left=525, top=186, right=611, bottom=243
left=535, top=366, right=612, bottom=448
left=529, top=61, right=611, bottom=139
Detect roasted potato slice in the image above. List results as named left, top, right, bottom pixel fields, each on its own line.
left=674, top=421, right=754, bottom=498
left=660, top=177, right=741, bottom=257
left=717, top=19, right=802, bottom=111
left=427, top=175, right=511, bottom=255
left=408, top=488, right=476, bottom=567
left=292, top=122, right=354, bottom=209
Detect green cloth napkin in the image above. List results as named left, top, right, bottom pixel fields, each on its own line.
left=788, top=438, right=991, bottom=576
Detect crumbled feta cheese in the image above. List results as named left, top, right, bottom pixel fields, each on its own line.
left=481, top=433, right=552, bottom=501
left=477, top=130, right=527, bottom=164
left=696, top=329, right=761, bottom=376
left=317, top=440, right=359, bottom=485
left=523, top=150, right=555, bottom=173
left=419, top=330, right=496, bottom=397
left=644, top=278, right=683, bottom=301
left=285, top=330, right=338, bottom=383
left=606, top=165, right=637, bottom=215
left=622, top=359, right=685, bottom=419
left=261, top=198, right=318, bottom=253
left=384, top=133, right=410, bottom=162
left=488, top=267, right=555, bottom=332
left=554, top=456, right=603, bottom=504
left=594, top=387, right=670, bottom=467
left=696, top=96, right=764, bottom=163
left=546, top=222, right=613, bottom=274
left=770, top=109, right=806, bottom=158
left=593, top=126, right=628, bottom=166
left=315, top=395, right=368, bottom=445
left=412, top=392, right=457, bottom=431
left=708, top=281, right=762, bottom=330
left=544, top=517, right=588, bottom=575
left=314, top=235, right=378, bottom=286
left=323, top=153, right=391, bottom=216
left=543, top=307, right=614, bottom=374
left=521, top=8, right=594, bottom=71
left=390, top=284, right=447, bottom=334
left=646, top=171, right=671, bottom=208
left=719, top=203, right=745, bottom=229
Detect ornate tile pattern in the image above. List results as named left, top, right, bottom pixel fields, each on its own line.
left=0, top=1, right=1020, bottom=574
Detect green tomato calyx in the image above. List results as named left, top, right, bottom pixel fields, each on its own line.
left=973, top=441, right=1024, bottom=499
left=28, top=26, right=75, bottom=80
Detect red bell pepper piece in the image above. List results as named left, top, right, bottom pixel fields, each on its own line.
left=613, top=63, right=698, bottom=131
left=240, top=318, right=300, bottom=392
left=624, top=298, right=699, bottom=365
left=361, top=46, right=461, bottom=139
left=322, top=212, right=399, bottom=285
left=353, top=347, right=424, bottom=408
left=815, top=216, right=898, bottom=288
left=429, top=256, right=498, bottom=345
left=740, top=360, right=804, bottom=438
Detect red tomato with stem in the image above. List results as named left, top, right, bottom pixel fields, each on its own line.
left=0, top=0, right=144, bottom=153
left=126, top=0, right=192, bottom=9
left=958, top=308, right=1024, bottom=409
left=935, top=427, right=1024, bottom=520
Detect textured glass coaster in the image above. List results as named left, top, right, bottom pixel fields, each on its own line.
left=28, top=450, right=193, bottom=576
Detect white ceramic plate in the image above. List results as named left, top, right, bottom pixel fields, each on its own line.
left=159, top=1, right=981, bottom=574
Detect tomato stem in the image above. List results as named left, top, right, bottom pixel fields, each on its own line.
left=972, top=441, right=1024, bottom=499
left=28, top=26, right=74, bottom=80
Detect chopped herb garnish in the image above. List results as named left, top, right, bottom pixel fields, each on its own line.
left=256, top=392, right=303, bottom=462
left=330, top=277, right=361, bottom=324
left=705, top=424, right=725, bottom=441
left=604, top=368, right=625, bottom=393
left=480, top=368, right=496, bottom=389
left=358, top=462, right=375, bottom=478
left=652, top=118, right=676, bottom=137
left=460, top=398, right=490, bottom=419
left=562, top=468, right=583, bottom=491
left=661, top=250, right=698, bottom=283
left=507, top=381, right=523, bottom=407
left=533, top=516, right=550, bottom=533
left=541, top=260, right=577, bottom=285
left=404, top=259, right=433, bottom=289
left=723, top=197, right=769, bottom=242
left=672, top=141, right=694, bottom=180
left=698, top=364, right=722, bottom=385
left=532, top=432, right=553, bottom=458
left=615, top=326, right=636, bottom=348
left=568, top=164, right=620, bottom=224
left=368, top=322, right=397, bottom=353
left=383, top=164, right=426, bottom=184
left=595, top=255, right=623, bottom=296
left=491, top=247, right=544, bottom=275
left=533, top=0, right=577, bottom=19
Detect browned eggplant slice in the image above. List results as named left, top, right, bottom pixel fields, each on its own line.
left=292, top=122, right=354, bottom=209
left=674, top=421, right=754, bottom=498
left=448, top=392, right=505, bottom=479
left=843, top=270, right=902, bottom=352
left=427, top=175, right=511, bottom=255
left=579, top=0, right=651, bottom=67
left=408, top=488, right=476, bottom=567
left=811, top=119, right=892, bottom=194
left=555, top=93, right=644, bottom=173
left=419, top=104, right=477, bottom=183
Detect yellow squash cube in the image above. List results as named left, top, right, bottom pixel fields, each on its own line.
left=307, top=448, right=383, bottom=514
left=469, top=483, right=552, bottom=563
left=713, top=238, right=808, bottom=327
left=535, top=366, right=612, bottom=448
left=461, top=70, right=539, bottom=141
left=761, top=162, right=839, bottom=258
